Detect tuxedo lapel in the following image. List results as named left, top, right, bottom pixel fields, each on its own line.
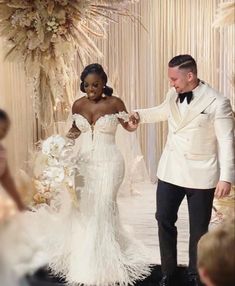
left=176, top=84, right=216, bottom=131
left=169, top=93, right=182, bottom=127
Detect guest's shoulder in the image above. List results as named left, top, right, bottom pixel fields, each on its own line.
left=0, top=144, right=5, bottom=152
left=0, top=144, right=6, bottom=159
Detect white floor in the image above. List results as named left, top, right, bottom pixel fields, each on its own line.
left=118, top=182, right=190, bottom=265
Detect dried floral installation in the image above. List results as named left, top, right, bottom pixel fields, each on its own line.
left=213, top=1, right=235, bottom=27
left=212, top=2, right=235, bottom=224
left=0, top=0, right=137, bottom=126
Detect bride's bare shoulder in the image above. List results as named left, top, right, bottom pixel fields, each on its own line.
left=109, top=96, right=126, bottom=109
left=72, top=97, right=86, bottom=113
left=109, top=96, right=125, bottom=105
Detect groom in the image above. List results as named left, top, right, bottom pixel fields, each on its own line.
left=129, top=55, right=235, bottom=286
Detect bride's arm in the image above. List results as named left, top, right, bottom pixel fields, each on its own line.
left=114, top=98, right=137, bottom=132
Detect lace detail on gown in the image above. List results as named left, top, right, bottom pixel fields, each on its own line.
left=116, top=111, right=130, bottom=122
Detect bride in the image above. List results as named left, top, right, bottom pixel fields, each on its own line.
left=0, top=64, right=151, bottom=286
left=34, top=63, right=151, bottom=285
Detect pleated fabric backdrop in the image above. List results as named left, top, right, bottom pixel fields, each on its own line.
left=0, top=0, right=234, bottom=180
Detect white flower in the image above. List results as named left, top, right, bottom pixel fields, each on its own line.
left=42, top=135, right=66, bottom=157
left=47, top=157, right=59, bottom=166
left=43, top=166, right=65, bottom=183
left=33, top=153, right=48, bottom=178
left=117, top=111, right=130, bottom=122
left=64, top=176, right=74, bottom=188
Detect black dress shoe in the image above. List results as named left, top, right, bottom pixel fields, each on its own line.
left=188, top=273, right=204, bottom=286
left=159, top=275, right=174, bottom=286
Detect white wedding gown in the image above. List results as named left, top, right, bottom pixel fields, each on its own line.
left=46, top=112, right=151, bottom=285
left=1, top=112, right=151, bottom=286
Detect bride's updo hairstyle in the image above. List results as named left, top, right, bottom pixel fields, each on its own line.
left=80, top=63, right=113, bottom=96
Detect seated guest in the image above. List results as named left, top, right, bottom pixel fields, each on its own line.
left=197, top=218, right=235, bottom=286
left=0, top=109, right=24, bottom=210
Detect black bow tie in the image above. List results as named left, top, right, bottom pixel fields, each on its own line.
left=178, top=91, right=193, bottom=104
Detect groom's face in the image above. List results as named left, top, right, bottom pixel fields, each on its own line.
left=168, top=67, right=192, bottom=93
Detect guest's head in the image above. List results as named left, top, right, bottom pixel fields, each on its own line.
left=168, top=54, right=198, bottom=93
left=197, top=218, right=235, bottom=286
left=80, top=63, right=113, bottom=100
left=0, top=109, right=10, bottom=140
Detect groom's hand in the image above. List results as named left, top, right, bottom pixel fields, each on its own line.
left=215, top=181, right=231, bottom=199
left=128, top=112, right=140, bottom=130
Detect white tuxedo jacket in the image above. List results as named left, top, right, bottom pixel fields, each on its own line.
left=137, top=83, right=235, bottom=189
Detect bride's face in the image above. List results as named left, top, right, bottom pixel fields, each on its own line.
left=84, top=73, right=104, bottom=100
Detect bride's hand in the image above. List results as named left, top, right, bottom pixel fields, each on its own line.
left=128, top=112, right=140, bottom=130
left=66, top=132, right=75, bottom=139
left=66, top=130, right=80, bottom=140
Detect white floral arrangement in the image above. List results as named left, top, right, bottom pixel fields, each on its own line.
left=32, top=135, right=78, bottom=209
left=0, top=0, right=137, bottom=126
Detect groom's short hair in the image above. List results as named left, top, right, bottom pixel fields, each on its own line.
left=168, top=55, right=197, bottom=75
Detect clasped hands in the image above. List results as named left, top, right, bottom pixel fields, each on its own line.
left=127, top=112, right=140, bottom=130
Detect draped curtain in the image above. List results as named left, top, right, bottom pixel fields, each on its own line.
left=0, top=40, right=37, bottom=174
left=0, top=0, right=234, bottom=180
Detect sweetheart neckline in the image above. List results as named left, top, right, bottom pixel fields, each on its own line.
left=73, top=112, right=123, bottom=127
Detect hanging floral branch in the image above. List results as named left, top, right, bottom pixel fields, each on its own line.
left=213, top=1, right=235, bottom=89
left=0, top=0, right=137, bottom=127
left=212, top=1, right=235, bottom=222
left=213, top=1, right=235, bottom=27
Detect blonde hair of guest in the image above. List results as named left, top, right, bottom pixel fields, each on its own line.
left=197, top=218, right=235, bottom=286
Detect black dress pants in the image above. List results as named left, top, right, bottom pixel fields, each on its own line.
left=156, top=180, right=215, bottom=275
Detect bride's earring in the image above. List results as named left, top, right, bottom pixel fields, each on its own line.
left=102, top=86, right=106, bottom=97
